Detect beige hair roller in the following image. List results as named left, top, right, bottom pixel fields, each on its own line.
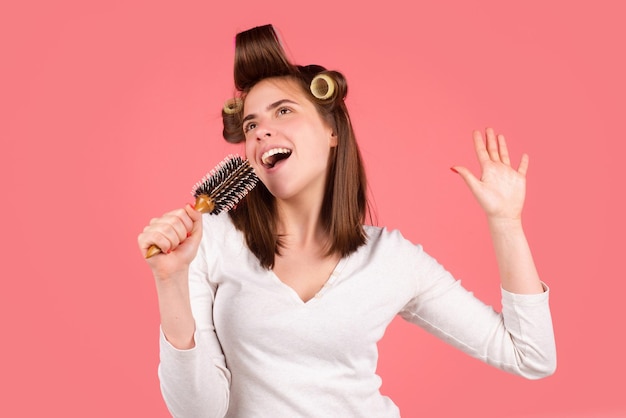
left=310, top=74, right=336, bottom=100
left=223, top=97, right=243, bottom=114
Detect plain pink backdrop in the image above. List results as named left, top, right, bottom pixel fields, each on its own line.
left=1, top=0, right=624, bottom=417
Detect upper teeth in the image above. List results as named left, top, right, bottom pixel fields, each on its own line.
left=262, top=148, right=291, bottom=165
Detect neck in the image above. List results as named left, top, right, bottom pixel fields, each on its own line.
left=276, top=198, right=327, bottom=250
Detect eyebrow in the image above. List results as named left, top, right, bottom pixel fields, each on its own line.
left=242, top=99, right=298, bottom=124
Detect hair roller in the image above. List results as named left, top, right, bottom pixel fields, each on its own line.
left=310, top=73, right=337, bottom=100
left=223, top=97, right=243, bottom=115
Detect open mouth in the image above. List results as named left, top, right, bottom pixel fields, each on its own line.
left=261, top=148, right=292, bottom=169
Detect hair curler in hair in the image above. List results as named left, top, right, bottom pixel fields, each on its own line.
left=310, top=73, right=337, bottom=100
left=223, top=97, right=243, bottom=115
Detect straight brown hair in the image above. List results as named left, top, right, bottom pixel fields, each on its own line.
left=222, top=24, right=369, bottom=269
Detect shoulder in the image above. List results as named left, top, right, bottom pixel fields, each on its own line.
left=198, top=212, right=247, bottom=257
left=361, top=225, right=449, bottom=275
left=359, top=225, right=456, bottom=296
left=363, top=224, right=424, bottom=254
left=201, top=211, right=239, bottom=235
left=348, top=225, right=446, bottom=300
left=355, top=225, right=431, bottom=272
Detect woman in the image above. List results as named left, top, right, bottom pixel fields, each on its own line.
left=138, top=24, right=556, bottom=417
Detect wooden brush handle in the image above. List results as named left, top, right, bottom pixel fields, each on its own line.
left=144, top=195, right=214, bottom=259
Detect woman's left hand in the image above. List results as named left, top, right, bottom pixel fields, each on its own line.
left=451, top=128, right=528, bottom=222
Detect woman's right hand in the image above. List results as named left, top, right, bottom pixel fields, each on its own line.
left=137, top=204, right=203, bottom=282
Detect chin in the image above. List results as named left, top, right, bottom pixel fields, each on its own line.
left=266, top=187, right=296, bottom=201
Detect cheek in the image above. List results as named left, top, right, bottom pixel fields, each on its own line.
left=244, top=139, right=263, bottom=174
left=244, top=139, right=254, bottom=160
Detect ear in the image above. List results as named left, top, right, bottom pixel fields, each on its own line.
left=329, top=131, right=338, bottom=147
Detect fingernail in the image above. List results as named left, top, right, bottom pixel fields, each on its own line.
left=450, top=167, right=459, bottom=173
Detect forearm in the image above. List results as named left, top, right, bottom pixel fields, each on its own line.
left=157, top=259, right=231, bottom=416
left=488, top=218, right=544, bottom=294
left=155, top=269, right=196, bottom=349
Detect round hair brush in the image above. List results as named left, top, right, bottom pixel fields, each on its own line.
left=145, top=154, right=259, bottom=258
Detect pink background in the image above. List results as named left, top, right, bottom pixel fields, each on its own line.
left=2, top=1, right=624, bottom=417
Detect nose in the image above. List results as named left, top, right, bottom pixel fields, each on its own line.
left=254, top=120, right=274, bottom=140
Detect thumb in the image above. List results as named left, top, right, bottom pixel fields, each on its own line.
left=184, top=203, right=203, bottom=243
left=451, top=166, right=481, bottom=194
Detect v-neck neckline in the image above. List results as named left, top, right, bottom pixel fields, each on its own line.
left=268, top=256, right=349, bottom=305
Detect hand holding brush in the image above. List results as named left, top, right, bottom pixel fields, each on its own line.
left=139, top=155, right=259, bottom=260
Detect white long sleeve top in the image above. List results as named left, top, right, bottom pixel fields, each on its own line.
left=158, top=213, right=556, bottom=417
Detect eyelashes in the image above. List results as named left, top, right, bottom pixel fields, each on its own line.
left=243, top=107, right=293, bottom=134
left=243, top=122, right=256, bottom=133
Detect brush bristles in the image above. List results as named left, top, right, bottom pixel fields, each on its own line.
left=192, top=155, right=259, bottom=214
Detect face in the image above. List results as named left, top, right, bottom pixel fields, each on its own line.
left=242, top=77, right=337, bottom=202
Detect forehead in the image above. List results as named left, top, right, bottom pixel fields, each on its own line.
left=243, top=77, right=307, bottom=113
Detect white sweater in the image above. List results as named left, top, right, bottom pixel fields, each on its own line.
left=158, top=213, right=556, bottom=417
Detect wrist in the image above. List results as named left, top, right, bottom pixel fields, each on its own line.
left=487, top=216, right=524, bottom=232
left=154, top=268, right=190, bottom=290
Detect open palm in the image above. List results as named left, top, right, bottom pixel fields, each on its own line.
left=452, top=128, right=528, bottom=221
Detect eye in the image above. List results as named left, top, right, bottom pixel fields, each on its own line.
left=277, top=107, right=292, bottom=116
left=243, top=122, right=257, bottom=134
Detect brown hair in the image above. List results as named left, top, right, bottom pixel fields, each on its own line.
left=222, top=24, right=369, bottom=269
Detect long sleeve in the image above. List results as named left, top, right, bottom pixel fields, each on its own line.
left=399, top=244, right=556, bottom=379
left=155, top=218, right=556, bottom=417
left=158, top=218, right=231, bottom=417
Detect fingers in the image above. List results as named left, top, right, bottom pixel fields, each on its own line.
left=450, top=165, right=480, bottom=195
left=517, top=153, right=529, bottom=176
left=138, top=205, right=198, bottom=256
left=473, top=130, right=490, bottom=165
left=485, top=128, right=500, bottom=162
left=459, top=127, right=530, bottom=180
left=497, top=134, right=511, bottom=165
left=452, top=128, right=529, bottom=219
left=183, top=203, right=203, bottom=246
left=184, top=203, right=203, bottom=228
left=475, top=128, right=514, bottom=166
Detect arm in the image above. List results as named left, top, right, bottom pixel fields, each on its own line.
left=399, top=250, right=556, bottom=379
left=452, top=128, right=543, bottom=294
left=158, top=240, right=231, bottom=417
left=139, top=204, right=201, bottom=348
left=410, top=127, right=555, bottom=377
left=138, top=206, right=230, bottom=417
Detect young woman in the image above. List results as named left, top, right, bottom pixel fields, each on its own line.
left=138, top=24, right=556, bottom=417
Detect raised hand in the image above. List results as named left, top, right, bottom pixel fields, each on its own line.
left=452, top=128, right=528, bottom=222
